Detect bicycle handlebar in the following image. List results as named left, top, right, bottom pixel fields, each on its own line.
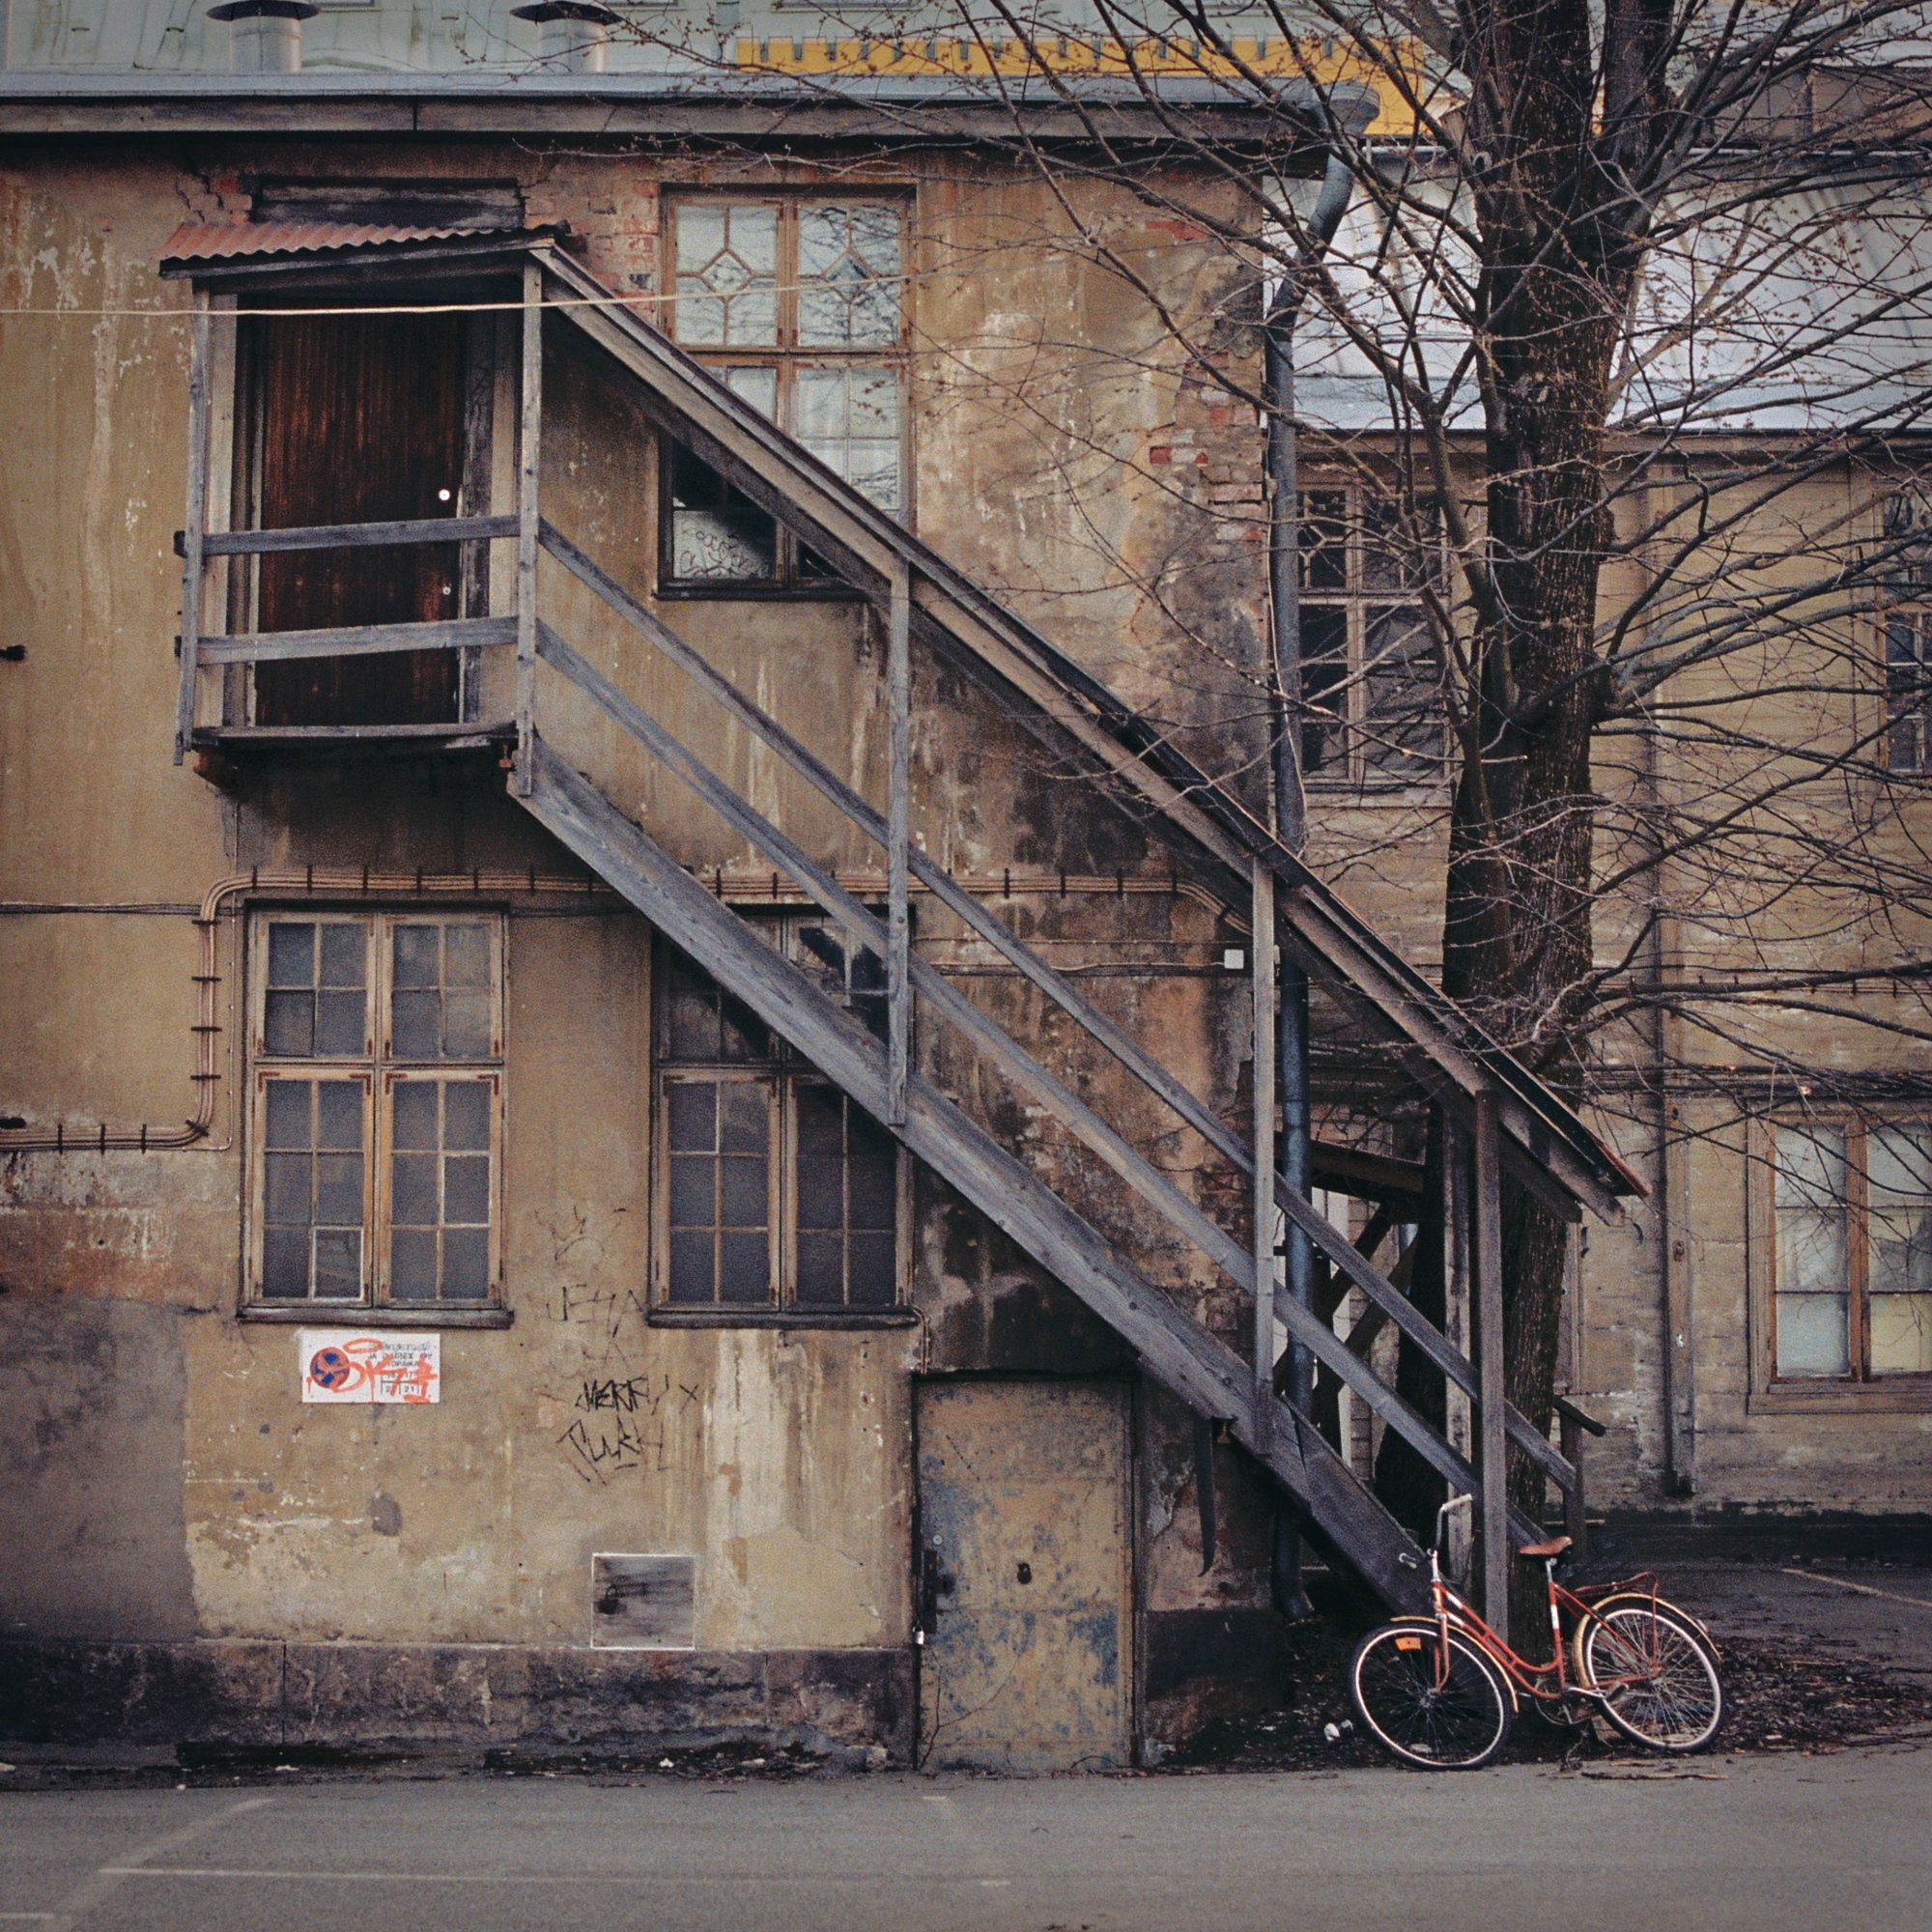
left=1435, top=1492, right=1474, bottom=1553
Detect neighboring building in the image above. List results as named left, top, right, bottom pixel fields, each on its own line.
left=0, top=3, right=1924, bottom=1767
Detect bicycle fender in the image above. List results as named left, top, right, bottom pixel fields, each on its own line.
left=1381, top=1615, right=1521, bottom=1714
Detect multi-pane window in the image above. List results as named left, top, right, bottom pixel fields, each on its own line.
left=250, top=911, right=502, bottom=1308
left=1298, top=489, right=1446, bottom=783
left=1771, top=1122, right=1932, bottom=1380
left=1882, top=495, right=1932, bottom=773
left=655, top=919, right=900, bottom=1313
left=662, top=195, right=908, bottom=590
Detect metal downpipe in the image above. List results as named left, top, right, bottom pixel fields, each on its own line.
left=1267, top=148, right=1354, bottom=1620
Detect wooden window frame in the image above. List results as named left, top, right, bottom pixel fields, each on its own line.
left=1747, top=1112, right=1932, bottom=1411
left=1297, top=482, right=1449, bottom=792
left=648, top=920, right=914, bottom=1327
left=1882, top=602, right=1932, bottom=776
left=242, top=908, right=510, bottom=1326
left=1878, top=490, right=1932, bottom=777
left=657, top=190, right=913, bottom=601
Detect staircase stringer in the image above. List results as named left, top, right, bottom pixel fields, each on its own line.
left=521, top=734, right=1431, bottom=1612
left=535, top=243, right=1632, bottom=1225
left=530, top=620, right=1538, bottom=1547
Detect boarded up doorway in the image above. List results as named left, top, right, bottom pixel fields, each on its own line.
left=915, top=1378, right=1131, bottom=1772
left=246, top=300, right=470, bottom=727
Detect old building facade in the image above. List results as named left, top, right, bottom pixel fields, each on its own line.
left=0, top=3, right=1926, bottom=1766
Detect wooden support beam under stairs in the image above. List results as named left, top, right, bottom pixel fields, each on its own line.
left=518, top=733, right=1432, bottom=1612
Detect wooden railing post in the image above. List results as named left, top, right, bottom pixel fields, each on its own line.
left=1553, top=1396, right=1605, bottom=1562
left=512, top=257, right=543, bottom=796
left=1251, top=862, right=1278, bottom=1451
left=1474, top=1088, right=1509, bottom=1625
left=175, top=290, right=212, bottom=764
left=887, top=561, right=912, bottom=1125
left=1560, top=1408, right=1586, bottom=1557
left=1442, top=1113, right=1474, bottom=1581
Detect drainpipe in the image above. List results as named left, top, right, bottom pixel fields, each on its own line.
left=207, top=0, right=317, bottom=73
left=1266, top=145, right=1355, bottom=1622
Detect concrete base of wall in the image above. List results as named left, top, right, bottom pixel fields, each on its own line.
left=0, top=1638, right=914, bottom=1762
left=1141, top=1608, right=1286, bottom=1745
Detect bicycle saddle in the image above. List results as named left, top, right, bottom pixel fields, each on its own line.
left=1518, top=1535, right=1573, bottom=1559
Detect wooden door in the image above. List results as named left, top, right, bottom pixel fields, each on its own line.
left=251, top=302, right=467, bottom=727
left=916, top=1378, right=1132, bottom=1772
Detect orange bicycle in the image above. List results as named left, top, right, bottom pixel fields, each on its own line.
left=1349, top=1494, right=1724, bottom=1769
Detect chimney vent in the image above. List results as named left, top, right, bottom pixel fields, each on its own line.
left=513, top=3, right=621, bottom=76
left=208, top=1, right=319, bottom=75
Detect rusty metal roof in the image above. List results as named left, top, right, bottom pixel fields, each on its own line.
left=159, top=220, right=526, bottom=265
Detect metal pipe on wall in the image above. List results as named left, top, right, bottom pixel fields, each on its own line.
left=1265, top=146, right=1354, bottom=1621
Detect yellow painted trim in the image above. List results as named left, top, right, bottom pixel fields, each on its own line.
left=729, top=36, right=1434, bottom=135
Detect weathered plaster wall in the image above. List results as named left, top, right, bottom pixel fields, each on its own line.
left=0, top=139, right=1278, bottom=1752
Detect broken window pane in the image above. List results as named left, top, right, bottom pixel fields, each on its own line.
left=794, top=920, right=890, bottom=1040
left=668, top=441, right=780, bottom=582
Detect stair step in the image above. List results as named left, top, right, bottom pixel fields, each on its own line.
left=519, top=734, right=1430, bottom=1612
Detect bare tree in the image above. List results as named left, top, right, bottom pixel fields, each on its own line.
left=605, top=1, right=1932, bottom=1584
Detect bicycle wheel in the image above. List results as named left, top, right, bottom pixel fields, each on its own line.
left=1577, top=1598, right=1724, bottom=1752
left=1350, top=1623, right=1513, bottom=1770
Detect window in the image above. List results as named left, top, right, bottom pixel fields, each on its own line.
left=1298, top=489, right=1446, bottom=784
left=1771, top=1121, right=1932, bottom=1381
left=654, top=920, right=903, bottom=1316
left=248, top=911, right=503, bottom=1311
left=661, top=195, right=908, bottom=591
left=1882, top=493, right=1932, bottom=774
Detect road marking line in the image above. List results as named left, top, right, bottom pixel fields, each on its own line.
left=1776, top=1568, right=1932, bottom=1611
left=45, top=1795, right=273, bottom=1932
left=94, top=1868, right=1000, bottom=1888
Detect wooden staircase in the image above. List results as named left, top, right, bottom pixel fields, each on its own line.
left=172, top=239, right=1638, bottom=1619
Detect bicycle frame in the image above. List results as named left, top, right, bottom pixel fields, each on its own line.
left=1404, top=1495, right=1668, bottom=1708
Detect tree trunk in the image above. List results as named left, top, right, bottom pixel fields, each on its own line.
left=1436, top=0, right=1647, bottom=1637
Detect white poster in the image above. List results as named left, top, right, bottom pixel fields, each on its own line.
left=299, top=1329, right=441, bottom=1406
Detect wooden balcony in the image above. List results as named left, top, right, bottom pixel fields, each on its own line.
left=178, top=514, right=522, bottom=763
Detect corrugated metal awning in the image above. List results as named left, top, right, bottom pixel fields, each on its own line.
left=158, top=220, right=543, bottom=267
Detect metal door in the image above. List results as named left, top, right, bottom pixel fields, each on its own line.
left=915, top=1378, right=1131, bottom=1772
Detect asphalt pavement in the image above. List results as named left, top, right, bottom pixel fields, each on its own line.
left=2, top=1745, right=1928, bottom=1932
